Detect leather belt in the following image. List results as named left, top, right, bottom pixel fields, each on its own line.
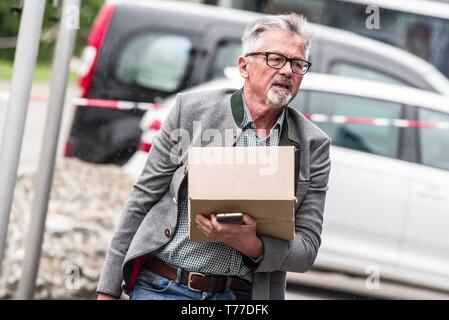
left=143, top=255, right=251, bottom=293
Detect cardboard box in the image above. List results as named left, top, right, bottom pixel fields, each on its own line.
left=188, top=146, right=295, bottom=243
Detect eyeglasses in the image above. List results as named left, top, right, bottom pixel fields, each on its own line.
left=245, top=52, right=312, bottom=75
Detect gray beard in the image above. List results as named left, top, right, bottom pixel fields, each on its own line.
left=267, top=87, right=292, bottom=107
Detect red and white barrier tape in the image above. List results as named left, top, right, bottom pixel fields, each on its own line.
left=304, top=114, right=449, bottom=129
left=2, top=92, right=448, bottom=129
left=71, top=97, right=162, bottom=111
left=0, top=93, right=160, bottom=111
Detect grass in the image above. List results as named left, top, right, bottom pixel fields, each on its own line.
left=0, top=60, right=78, bottom=84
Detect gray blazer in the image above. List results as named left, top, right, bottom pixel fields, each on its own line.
left=97, top=88, right=331, bottom=300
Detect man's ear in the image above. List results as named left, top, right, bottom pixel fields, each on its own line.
left=238, top=55, right=250, bottom=79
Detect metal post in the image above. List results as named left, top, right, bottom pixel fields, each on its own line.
left=15, top=0, right=80, bottom=299
left=0, top=0, right=46, bottom=274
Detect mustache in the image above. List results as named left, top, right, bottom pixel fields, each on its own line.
left=270, top=76, right=293, bottom=88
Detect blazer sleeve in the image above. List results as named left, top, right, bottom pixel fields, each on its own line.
left=254, top=137, right=331, bottom=273
left=96, top=95, right=184, bottom=297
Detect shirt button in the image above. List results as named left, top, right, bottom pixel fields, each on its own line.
left=164, top=228, right=173, bottom=238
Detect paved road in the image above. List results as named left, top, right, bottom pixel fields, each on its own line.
left=286, top=269, right=449, bottom=300
left=0, top=81, right=77, bottom=175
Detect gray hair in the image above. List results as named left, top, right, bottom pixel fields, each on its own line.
left=241, top=13, right=313, bottom=60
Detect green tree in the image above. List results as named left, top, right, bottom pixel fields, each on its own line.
left=0, top=0, right=104, bottom=63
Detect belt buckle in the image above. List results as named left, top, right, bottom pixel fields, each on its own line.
left=187, top=272, right=205, bottom=292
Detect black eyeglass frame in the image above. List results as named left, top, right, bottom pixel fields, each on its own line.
left=245, top=51, right=312, bottom=75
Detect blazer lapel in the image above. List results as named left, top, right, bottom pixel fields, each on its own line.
left=279, top=109, right=301, bottom=189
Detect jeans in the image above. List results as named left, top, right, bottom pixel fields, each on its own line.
left=129, top=268, right=252, bottom=300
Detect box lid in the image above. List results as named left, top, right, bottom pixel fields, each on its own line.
left=188, top=146, right=295, bottom=200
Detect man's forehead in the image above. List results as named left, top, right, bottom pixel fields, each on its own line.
left=262, top=29, right=302, bottom=40
left=260, top=30, right=305, bottom=52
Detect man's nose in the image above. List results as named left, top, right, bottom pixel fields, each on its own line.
left=279, top=61, right=293, bottom=75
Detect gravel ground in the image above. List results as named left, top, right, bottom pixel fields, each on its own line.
left=0, top=158, right=134, bottom=299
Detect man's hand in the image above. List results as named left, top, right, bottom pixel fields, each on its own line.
left=195, top=213, right=263, bottom=259
left=97, top=293, right=119, bottom=300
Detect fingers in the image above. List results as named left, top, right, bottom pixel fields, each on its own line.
left=195, top=214, right=213, bottom=238
left=196, top=222, right=212, bottom=238
left=196, top=213, right=255, bottom=226
left=196, top=214, right=220, bottom=229
left=195, top=213, right=254, bottom=242
left=242, top=213, right=256, bottom=225
left=195, top=214, right=209, bottom=225
left=205, top=214, right=223, bottom=233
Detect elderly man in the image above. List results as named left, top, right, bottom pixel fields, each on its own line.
left=97, top=13, right=331, bottom=300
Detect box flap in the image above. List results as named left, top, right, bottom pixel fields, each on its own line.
left=188, top=146, right=295, bottom=200
left=189, top=199, right=295, bottom=243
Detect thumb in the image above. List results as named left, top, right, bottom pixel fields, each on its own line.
left=243, top=213, right=256, bottom=225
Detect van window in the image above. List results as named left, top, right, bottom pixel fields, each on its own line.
left=330, top=62, right=409, bottom=86
left=208, top=41, right=242, bottom=80
left=306, top=91, right=402, bottom=158
left=115, top=33, right=193, bottom=93
left=418, top=108, right=449, bottom=171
